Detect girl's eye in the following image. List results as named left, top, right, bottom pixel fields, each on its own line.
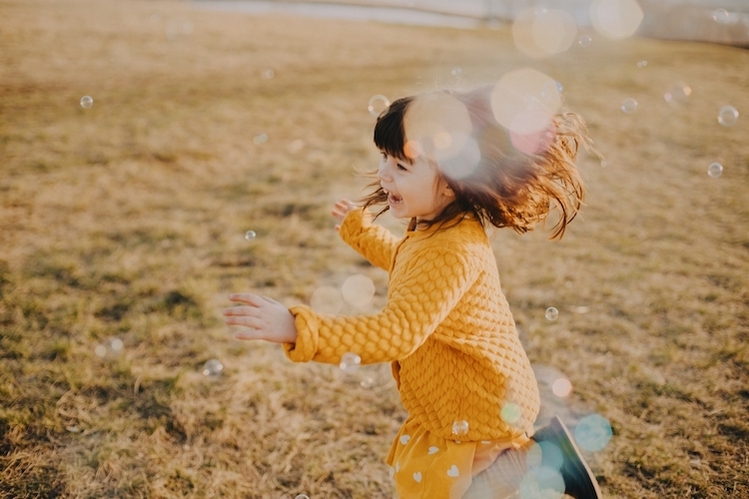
left=396, top=163, right=408, bottom=171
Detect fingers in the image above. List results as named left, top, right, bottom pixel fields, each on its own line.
left=228, top=293, right=264, bottom=306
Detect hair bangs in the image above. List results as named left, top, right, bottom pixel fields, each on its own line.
left=373, top=96, right=413, bottom=162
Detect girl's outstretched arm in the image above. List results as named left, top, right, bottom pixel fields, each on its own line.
left=223, top=293, right=298, bottom=344
left=334, top=200, right=399, bottom=271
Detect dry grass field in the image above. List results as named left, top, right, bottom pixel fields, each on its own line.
left=1, top=0, right=748, bottom=498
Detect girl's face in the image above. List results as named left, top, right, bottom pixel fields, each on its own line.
left=377, top=151, right=455, bottom=223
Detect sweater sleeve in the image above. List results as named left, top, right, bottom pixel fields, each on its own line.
left=283, top=247, right=477, bottom=365
left=338, top=208, right=400, bottom=271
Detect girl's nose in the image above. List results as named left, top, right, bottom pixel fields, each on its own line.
left=377, top=160, right=391, bottom=181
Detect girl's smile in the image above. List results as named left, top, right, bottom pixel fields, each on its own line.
left=377, top=151, right=454, bottom=223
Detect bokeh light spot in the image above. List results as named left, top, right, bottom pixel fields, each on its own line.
left=341, top=273, right=375, bottom=308
left=513, top=7, right=577, bottom=59
left=519, top=465, right=565, bottom=499
left=253, top=133, right=268, bottom=144
left=664, top=83, right=691, bottom=106
left=491, top=68, right=562, bottom=137
left=310, top=286, right=343, bottom=314
left=527, top=441, right=564, bottom=472
left=261, top=69, right=275, bottom=80
left=590, top=0, right=644, bottom=40
left=500, top=403, right=522, bottom=424
left=574, top=414, right=613, bottom=452
left=551, top=377, right=573, bottom=397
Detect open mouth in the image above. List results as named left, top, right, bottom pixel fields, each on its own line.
left=384, top=189, right=402, bottom=205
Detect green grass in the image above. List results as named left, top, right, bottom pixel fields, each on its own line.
left=1, top=0, right=748, bottom=497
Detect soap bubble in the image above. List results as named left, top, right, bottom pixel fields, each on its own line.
left=545, top=307, right=559, bottom=321
left=500, top=403, right=522, bottom=424
left=341, top=274, right=375, bottom=308
left=368, top=94, right=390, bottom=117
left=578, top=34, right=592, bottom=46
left=294, top=495, right=310, bottom=499
left=80, top=96, right=93, bottom=108
left=287, top=139, right=305, bottom=152
left=360, top=376, right=375, bottom=389
left=551, top=377, right=572, bottom=397
left=244, top=230, right=256, bottom=241
left=664, top=83, right=691, bottom=106
left=707, top=162, right=723, bottom=178
left=452, top=419, right=469, bottom=437
left=339, top=352, right=361, bottom=373
left=202, top=359, right=223, bottom=377
left=637, top=60, right=647, bottom=68
left=451, top=67, right=463, bottom=76
left=253, top=133, right=268, bottom=144
left=261, top=69, right=275, bottom=80
left=712, top=8, right=737, bottom=24
left=310, top=286, right=343, bottom=314
left=574, top=414, right=612, bottom=452
left=717, top=106, right=739, bottom=127
left=621, top=98, right=637, bottom=113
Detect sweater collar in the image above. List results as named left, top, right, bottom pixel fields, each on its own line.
left=405, top=212, right=480, bottom=237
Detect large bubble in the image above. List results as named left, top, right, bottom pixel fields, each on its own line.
left=512, top=7, right=577, bottom=59
left=590, top=0, right=644, bottom=40
left=491, top=68, right=562, bottom=141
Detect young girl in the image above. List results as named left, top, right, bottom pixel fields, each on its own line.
left=223, top=84, right=599, bottom=498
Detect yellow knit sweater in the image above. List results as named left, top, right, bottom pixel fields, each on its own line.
left=284, top=208, right=540, bottom=441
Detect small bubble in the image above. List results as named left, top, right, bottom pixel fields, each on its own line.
left=360, top=376, right=375, bottom=389
left=261, top=69, right=275, bottom=80
left=664, top=83, right=691, bottom=106
left=339, top=352, right=361, bottom=373
left=551, top=377, right=572, bottom=397
left=80, top=96, right=93, bottom=108
left=202, top=359, right=223, bottom=377
left=545, top=307, right=559, bottom=321
left=574, top=413, right=612, bottom=452
left=245, top=230, right=257, bottom=241
left=367, top=94, right=390, bottom=117
left=294, top=495, right=310, bottom=499
left=451, top=66, right=463, bottom=76
left=600, top=159, right=608, bottom=168
left=253, top=133, right=268, bottom=144
left=578, top=34, right=592, bottom=47
left=636, top=60, right=647, bottom=68
left=452, top=420, right=469, bottom=437
left=707, top=162, right=723, bottom=178
left=717, top=106, right=739, bottom=127
left=94, top=345, right=107, bottom=357
left=500, top=403, right=521, bottom=424
left=711, top=8, right=737, bottom=24
left=555, top=81, right=563, bottom=93
left=621, top=97, right=637, bottom=114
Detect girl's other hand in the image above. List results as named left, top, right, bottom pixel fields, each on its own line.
left=332, top=198, right=356, bottom=231
left=223, top=294, right=297, bottom=344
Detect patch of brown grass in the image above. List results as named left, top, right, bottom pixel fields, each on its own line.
left=1, top=0, right=748, bottom=498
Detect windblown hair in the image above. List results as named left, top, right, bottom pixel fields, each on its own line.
left=361, top=86, right=588, bottom=239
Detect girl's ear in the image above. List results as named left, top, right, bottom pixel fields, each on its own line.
left=442, top=180, right=456, bottom=199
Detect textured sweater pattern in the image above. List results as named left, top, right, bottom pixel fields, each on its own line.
left=285, top=209, right=540, bottom=441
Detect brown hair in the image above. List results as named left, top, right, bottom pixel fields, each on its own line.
left=361, top=86, right=587, bottom=239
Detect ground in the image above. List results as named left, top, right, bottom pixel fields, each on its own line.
left=1, top=0, right=748, bottom=498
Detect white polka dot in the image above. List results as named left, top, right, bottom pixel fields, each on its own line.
left=428, top=446, right=440, bottom=455
left=400, top=434, right=411, bottom=445
left=413, top=471, right=422, bottom=483
left=447, top=465, right=460, bottom=477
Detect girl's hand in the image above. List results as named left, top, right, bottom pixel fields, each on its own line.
left=223, top=294, right=297, bottom=344
left=332, top=199, right=357, bottom=231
